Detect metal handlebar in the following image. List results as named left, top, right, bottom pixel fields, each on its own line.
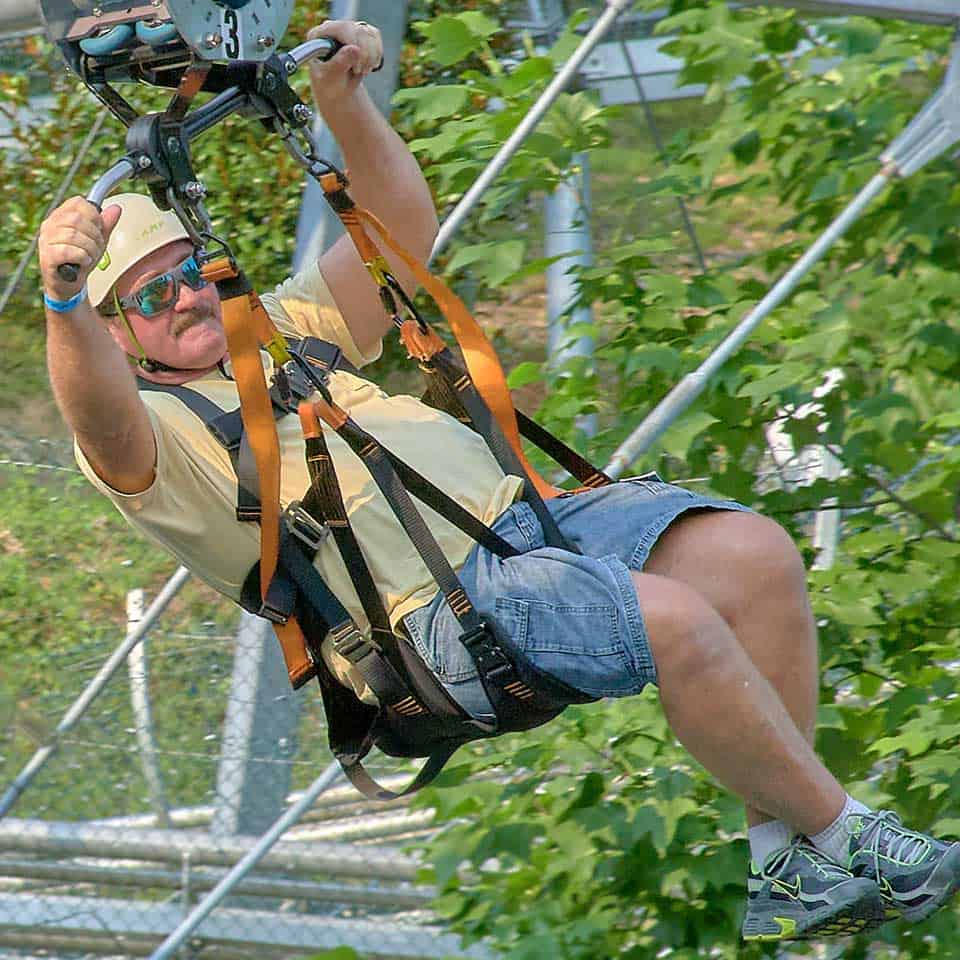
left=55, top=37, right=342, bottom=284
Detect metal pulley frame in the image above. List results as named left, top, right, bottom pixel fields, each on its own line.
left=48, top=34, right=346, bottom=280
left=40, top=0, right=294, bottom=74
left=39, top=0, right=351, bottom=280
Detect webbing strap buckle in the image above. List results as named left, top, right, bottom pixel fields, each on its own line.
left=329, top=621, right=377, bottom=664
left=257, top=600, right=289, bottom=625
left=461, top=621, right=514, bottom=681
left=284, top=501, right=329, bottom=553
left=281, top=359, right=316, bottom=404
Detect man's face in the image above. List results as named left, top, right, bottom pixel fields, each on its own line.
left=110, top=239, right=227, bottom=372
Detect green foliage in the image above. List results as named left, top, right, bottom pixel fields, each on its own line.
left=392, top=4, right=960, bottom=957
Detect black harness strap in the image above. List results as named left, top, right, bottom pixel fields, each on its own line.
left=137, top=337, right=357, bottom=521
left=272, top=524, right=483, bottom=801
left=379, top=450, right=520, bottom=560
left=515, top=411, right=613, bottom=490
left=136, top=375, right=289, bottom=520
left=299, top=423, right=413, bottom=686
left=418, top=364, right=613, bottom=490
left=426, top=348, right=578, bottom=553
left=313, top=402, right=574, bottom=706
left=138, top=336, right=601, bottom=801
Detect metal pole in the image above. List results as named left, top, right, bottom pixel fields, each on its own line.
left=0, top=110, right=108, bottom=316
left=126, top=589, right=171, bottom=829
left=812, top=446, right=843, bottom=570
left=604, top=170, right=890, bottom=477
left=431, top=0, right=634, bottom=261
left=149, top=761, right=343, bottom=960
left=0, top=858, right=435, bottom=908
left=544, top=152, right=597, bottom=437
left=0, top=0, right=40, bottom=35
left=0, top=816, right=418, bottom=876
left=0, top=565, right=191, bottom=819
left=756, top=0, right=960, bottom=25
left=210, top=611, right=299, bottom=838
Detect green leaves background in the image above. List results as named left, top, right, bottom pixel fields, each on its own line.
left=392, top=4, right=960, bottom=958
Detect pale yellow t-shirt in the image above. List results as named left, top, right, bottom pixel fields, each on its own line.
left=76, top=262, right=523, bottom=701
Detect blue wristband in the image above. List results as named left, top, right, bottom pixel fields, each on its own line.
left=43, top=288, right=87, bottom=313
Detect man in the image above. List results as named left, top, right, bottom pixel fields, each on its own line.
left=37, top=17, right=960, bottom=944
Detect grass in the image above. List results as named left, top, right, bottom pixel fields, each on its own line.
left=0, top=464, right=242, bottom=817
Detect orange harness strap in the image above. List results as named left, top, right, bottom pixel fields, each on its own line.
left=318, top=173, right=559, bottom=500
left=204, top=257, right=316, bottom=689
left=362, top=208, right=559, bottom=500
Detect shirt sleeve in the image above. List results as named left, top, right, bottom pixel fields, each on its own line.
left=258, top=260, right=383, bottom=369
left=74, top=400, right=260, bottom=601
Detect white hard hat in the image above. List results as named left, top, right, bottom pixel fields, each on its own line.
left=87, top=192, right=191, bottom=308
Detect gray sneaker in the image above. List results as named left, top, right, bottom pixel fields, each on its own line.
left=846, top=810, right=960, bottom=923
left=742, top=837, right=884, bottom=941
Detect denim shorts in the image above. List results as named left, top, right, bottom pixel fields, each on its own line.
left=401, top=475, right=751, bottom=721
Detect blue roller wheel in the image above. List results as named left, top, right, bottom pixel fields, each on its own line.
left=135, top=19, right=179, bottom=46
left=79, top=24, right=135, bottom=56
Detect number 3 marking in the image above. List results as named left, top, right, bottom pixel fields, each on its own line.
left=223, top=9, right=240, bottom=59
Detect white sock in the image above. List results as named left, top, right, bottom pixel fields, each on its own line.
left=748, top=819, right=795, bottom=867
left=809, top=794, right=872, bottom=864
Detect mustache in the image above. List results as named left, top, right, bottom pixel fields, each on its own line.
left=171, top=310, right=214, bottom=338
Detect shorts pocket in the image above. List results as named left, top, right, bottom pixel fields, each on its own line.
left=494, top=596, right=642, bottom=698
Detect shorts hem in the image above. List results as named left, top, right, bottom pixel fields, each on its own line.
left=600, top=554, right=657, bottom=688
left=628, top=498, right=751, bottom=570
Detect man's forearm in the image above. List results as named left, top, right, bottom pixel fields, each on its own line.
left=318, top=87, right=439, bottom=260
left=46, top=304, right=155, bottom=490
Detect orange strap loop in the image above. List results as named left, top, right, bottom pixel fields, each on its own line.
left=318, top=175, right=558, bottom=498
left=205, top=258, right=316, bottom=689
left=358, top=208, right=560, bottom=500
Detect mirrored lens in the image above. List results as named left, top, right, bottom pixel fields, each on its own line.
left=181, top=256, right=205, bottom=291
left=124, top=255, right=208, bottom=316
left=136, top=273, right=177, bottom=315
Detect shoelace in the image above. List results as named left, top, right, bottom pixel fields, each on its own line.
left=765, top=837, right=850, bottom=881
left=848, top=810, right=930, bottom=875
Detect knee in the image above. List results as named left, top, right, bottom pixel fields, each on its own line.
left=715, top=513, right=809, bottom=621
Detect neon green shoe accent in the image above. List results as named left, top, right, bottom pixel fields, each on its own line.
left=743, top=916, right=797, bottom=941
left=773, top=917, right=797, bottom=938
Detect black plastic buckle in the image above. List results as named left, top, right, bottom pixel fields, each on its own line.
left=281, top=359, right=314, bottom=404
left=284, top=501, right=329, bottom=553
left=329, top=623, right=377, bottom=664
left=460, top=621, right=514, bottom=681
left=273, top=364, right=295, bottom=408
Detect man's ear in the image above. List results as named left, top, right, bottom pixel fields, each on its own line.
left=99, top=311, right=125, bottom=345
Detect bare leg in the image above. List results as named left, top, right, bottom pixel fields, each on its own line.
left=644, top=510, right=819, bottom=828
left=632, top=567, right=842, bottom=835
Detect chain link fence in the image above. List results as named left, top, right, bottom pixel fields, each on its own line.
left=0, top=431, right=486, bottom=960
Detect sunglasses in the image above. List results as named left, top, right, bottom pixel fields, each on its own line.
left=112, top=254, right=208, bottom=317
